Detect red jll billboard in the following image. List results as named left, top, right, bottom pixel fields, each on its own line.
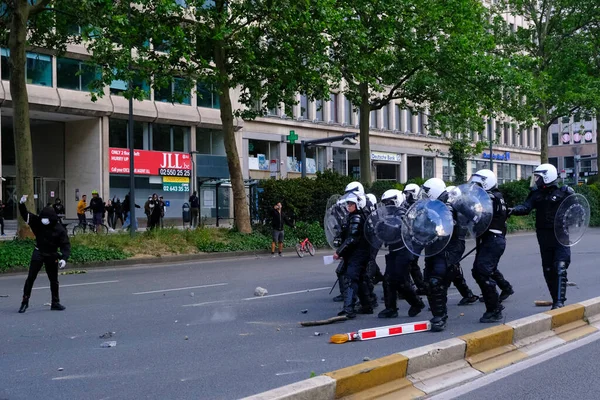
left=109, top=148, right=191, bottom=176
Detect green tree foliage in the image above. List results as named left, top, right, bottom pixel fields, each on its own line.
left=326, top=0, right=514, bottom=185
left=85, top=0, right=336, bottom=234
left=494, top=0, right=600, bottom=163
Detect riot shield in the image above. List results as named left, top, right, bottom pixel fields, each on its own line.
left=324, top=195, right=348, bottom=250
left=364, top=204, right=405, bottom=250
left=555, top=193, right=590, bottom=247
left=401, top=199, right=454, bottom=257
left=447, top=183, right=493, bottom=239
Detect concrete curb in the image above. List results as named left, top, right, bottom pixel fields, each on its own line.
left=242, top=296, right=600, bottom=400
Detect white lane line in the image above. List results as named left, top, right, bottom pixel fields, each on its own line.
left=33, top=280, right=119, bottom=290
left=182, top=287, right=331, bottom=307
left=429, top=330, right=600, bottom=399
left=133, top=283, right=228, bottom=295
left=242, top=287, right=331, bottom=301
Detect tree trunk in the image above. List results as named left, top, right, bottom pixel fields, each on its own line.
left=597, top=115, right=600, bottom=174
left=214, top=44, right=252, bottom=233
left=9, top=2, right=34, bottom=239
left=539, top=124, right=548, bottom=164
left=358, top=83, right=372, bottom=185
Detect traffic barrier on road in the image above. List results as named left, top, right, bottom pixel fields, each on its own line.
left=242, top=295, right=600, bottom=400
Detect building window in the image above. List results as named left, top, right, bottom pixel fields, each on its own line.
left=248, top=139, right=279, bottom=170
left=286, top=144, right=325, bottom=174
left=329, top=93, right=338, bottom=123
left=395, top=105, right=402, bottom=131
left=315, top=99, right=324, bottom=122
left=0, top=49, right=52, bottom=86
left=299, top=94, right=308, bottom=119
left=503, top=123, right=509, bottom=145
left=110, top=73, right=150, bottom=99
left=197, top=82, right=220, bottom=109
left=522, top=165, right=534, bottom=179
left=533, top=127, right=539, bottom=148
left=155, top=78, right=190, bottom=104
left=109, top=118, right=144, bottom=149
left=370, top=110, right=377, bottom=128
left=549, top=157, right=559, bottom=170
left=562, top=116, right=571, bottom=124
left=417, top=112, right=424, bottom=134
left=442, top=158, right=455, bottom=182
left=344, top=96, right=352, bottom=125
left=382, top=105, right=389, bottom=130
left=423, top=157, right=434, bottom=179
left=512, top=125, right=518, bottom=145
left=57, top=58, right=99, bottom=91
left=471, top=160, right=488, bottom=176
left=406, top=108, right=413, bottom=133
left=497, top=164, right=516, bottom=185
left=552, top=131, right=559, bottom=146
left=196, top=128, right=225, bottom=156
left=151, top=123, right=190, bottom=152
left=564, top=156, right=575, bottom=170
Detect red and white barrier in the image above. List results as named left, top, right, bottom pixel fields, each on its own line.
left=332, top=321, right=431, bottom=343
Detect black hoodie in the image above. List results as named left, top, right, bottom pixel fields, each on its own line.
left=19, top=204, right=70, bottom=260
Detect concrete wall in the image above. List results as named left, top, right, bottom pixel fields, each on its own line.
left=64, top=118, right=103, bottom=219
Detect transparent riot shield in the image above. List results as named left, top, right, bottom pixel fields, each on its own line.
left=447, top=183, right=493, bottom=239
left=401, top=199, right=454, bottom=257
left=555, top=193, right=590, bottom=247
left=324, top=195, right=348, bottom=250
left=364, top=204, right=405, bottom=250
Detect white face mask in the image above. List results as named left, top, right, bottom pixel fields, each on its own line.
left=41, top=218, right=50, bottom=225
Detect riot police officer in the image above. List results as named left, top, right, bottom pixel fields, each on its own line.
left=18, top=195, right=70, bottom=313
left=365, top=193, right=384, bottom=286
left=403, top=184, right=427, bottom=294
left=334, top=192, right=373, bottom=318
left=445, top=185, right=480, bottom=307
left=511, top=164, right=573, bottom=309
left=377, top=189, right=425, bottom=318
left=470, top=169, right=513, bottom=322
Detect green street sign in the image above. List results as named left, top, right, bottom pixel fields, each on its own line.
left=287, top=130, right=298, bottom=144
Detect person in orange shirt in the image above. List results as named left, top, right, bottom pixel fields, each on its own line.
left=76, top=195, right=87, bottom=226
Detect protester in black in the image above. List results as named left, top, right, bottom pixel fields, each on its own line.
left=18, top=195, right=70, bottom=313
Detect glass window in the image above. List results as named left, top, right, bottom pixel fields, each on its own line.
left=329, top=93, right=338, bottom=123
left=57, top=58, right=79, bottom=90
left=395, top=105, right=402, bottom=131
left=442, top=158, right=455, bottom=182
left=300, top=94, right=308, bottom=119
left=26, top=53, right=52, bottom=86
left=370, top=110, right=376, bottom=128
left=406, top=108, right=413, bottom=133
left=110, top=73, right=150, bottom=99
left=471, top=160, right=488, bottom=175
left=552, top=131, right=559, bottom=146
left=423, top=157, right=434, bottom=179
left=153, top=124, right=172, bottom=151
left=382, top=105, right=389, bottom=130
left=418, top=112, right=424, bottom=134
left=1, top=49, right=9, bottom=80
left=344, top=97, right=352, bottom=125
left=248, top=139, right=278, bottom=170
left=533, top=127, right=539, bottom=148
left=522, top=165, right=534, bottom=179
left=172, top=126, right=185, bottom=152
left=512, top=125, right=518, bottom=145
left=580, top=156, right=592, bottom=173
left=109, top=118, right=144, bottom=149
left=503, top=123, right=510, bottom=145
left=315, top=99, right=324, bottom=122
left=155, top=78, right=190, bottom=104
left=333, top=147, right=347, bottom=175
left=348, top=149, right=360, bottom=179
left=564, top=156, right=574, bottom=169
left=211, top=130, right=225, bottom=156
left=549, top=157, right=559, bottom=169
left=197, top=82, right=220, bottom=109
left=562, top=116, right=570, bottom=123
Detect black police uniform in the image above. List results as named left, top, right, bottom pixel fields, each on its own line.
left=473, top=188, right=513, bottom=321
left=18, top=204, right=71, bottom=313
left=336, top=208, right=372, bottom=318
left=404, top=195, right=427, bottom=294
left=512, top=184, right=574, bottom=308
left=378, top=202, right=425, bottom=319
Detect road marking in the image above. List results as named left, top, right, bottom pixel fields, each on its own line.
left=242, top=287, right=331, bottom=301
left=182, top=287, right=331, bottom=307
left=133, top=283, right=228, bottom=295
left=33, top=280, right=119, bottom=290
left=429, top=330, right=600, bottom=399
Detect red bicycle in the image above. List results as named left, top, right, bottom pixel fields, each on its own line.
left=295, top=237, right=315, bottom=258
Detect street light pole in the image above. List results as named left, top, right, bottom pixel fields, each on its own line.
left=300, top=133, right=358, bottom=178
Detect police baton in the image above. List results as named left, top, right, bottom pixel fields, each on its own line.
left=328, top=278, right=339, bottom=295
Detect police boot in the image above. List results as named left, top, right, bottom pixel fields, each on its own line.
left=543, top=266, right=558, bottom=306
left=356, top=276, right=374, bottom=314
left=552, top=262, right=568, bottom=310
left=410, top=260, right=427, bottom=295
left=427, top=278, right=448, bottom=332
left=451, top=264, right=479, bottom=305
left=400, top=283, right=425, bottom=317
left=480, top=304, right=504, bottom=323
left=338, top=277, right=357, bottom=319
left=378, top=276, right=398, bottom=318
left=333, top=273, right=345, bottom=302
left=493, top=270, right=514, bottom=302
left=18, top=296, right=29, bottom=313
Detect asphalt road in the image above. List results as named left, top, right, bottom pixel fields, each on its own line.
left=430, top=330, right=600, bottom=400
left=1, top=229, right=600, bottom=400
